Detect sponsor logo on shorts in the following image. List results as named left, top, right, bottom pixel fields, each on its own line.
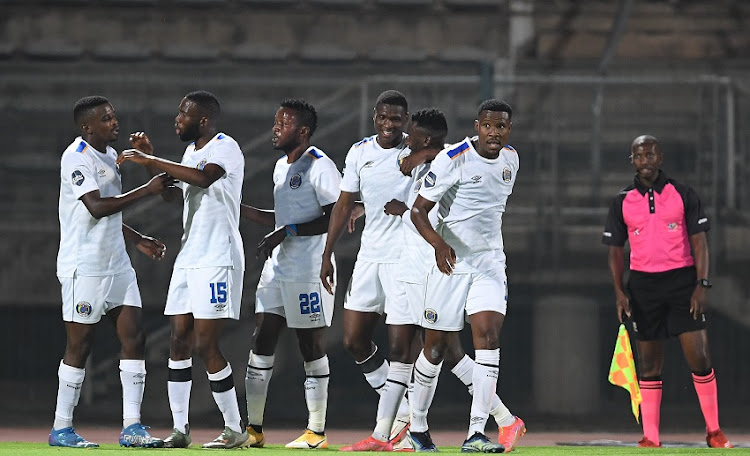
left=698, top=217, right=708, bottom=224
left=72, top=170, right=85, bottom=186
left=289, top=173, right=302, bottom=189
left=309, top=313, right=321, bottom=323
left=668, top=222, right=678, bottom=230
left=214, top=303, right=227, bottom=311
left=502, top=167, right=512, bottom=183
left=76, top=301, right=92, bottom=317
left=196, top=158, right=207, bottom=170
left=424, top=308, right=438, bottom=324
left=632, top=322, right=638, bottom=332
left=424, top=172, right=436, bottom=188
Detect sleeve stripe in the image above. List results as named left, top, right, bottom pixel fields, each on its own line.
left=447, top=141, right=469, bottom=159
left=75, top=141, right=87, bottom=153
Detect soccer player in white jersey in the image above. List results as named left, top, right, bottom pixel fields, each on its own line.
left=240, top=99, right=341, bottom=449
left=411, top=100, right=521, bottom=453
left=378, top=108, right=525, bottom=452
left=320, top=90, right=417, bottom=450
left=117, top=91, right=248, bottom=449
left=51, top=96, right=172, bottom=449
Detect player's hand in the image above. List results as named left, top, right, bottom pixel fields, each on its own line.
left=117, top=148, right=153, bottom=166
left=347, top=203, right=365, bottom=233
left=146, top=172, right=177, bottom=195
left=690, top=286, right=707, bottom=320
left=399, top=152, right=425, bottom=177
left=384, top=199, right=408, bottom=216
left=615, top=290, right=631, bottom=323
left=129, top=132, right=154, bottom=155
left=256, top=227, right=285, bottom=259
left=136, top=235, right=166, bottom=261
left=433, top=240, right=456, bottom=275
left=320, top=255, right=335, bottom=295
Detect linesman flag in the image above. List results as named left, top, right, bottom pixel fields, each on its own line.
left=608, top=324, right=641, bottom=422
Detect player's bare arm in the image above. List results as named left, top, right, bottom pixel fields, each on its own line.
left=79, top=172, right=175, bottom=219
left=411, top=195, right=455, bottom=275
left=256, top=203, right=336, bottom=259
left=117, top=150, right=225, bottom=189
left=240, top=204, right=276, bottom=227
left=123, top=224, right=167, bottom=260
left=607, top=245, right=630, bottom=323
left=320, top=191, right=357, bottom=294
left=399, top=147, right=441, bottom=177
left=689, top=231, right=710, bottom=319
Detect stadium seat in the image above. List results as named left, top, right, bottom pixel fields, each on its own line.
left=24, top=40, right=84, bottom=60
left=231, top=43, right=291, bottom=61
left=299, top=44, right=357, bottom=62
left=369, top=46, right=428, bottom=63
left=438, top=45, right=490, bottom=63
left=92, top=42, right=152, bottom=61
left=161, top=44, right=221, bottom=61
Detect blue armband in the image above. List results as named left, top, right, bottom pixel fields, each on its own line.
left=285, top=224, right=298, bottom=236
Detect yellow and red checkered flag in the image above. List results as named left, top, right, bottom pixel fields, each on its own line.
left=608, top=324, right=641, bottom=422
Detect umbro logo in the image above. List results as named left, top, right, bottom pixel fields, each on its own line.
left=362, top=161, right=375, bottom=168
left=698, top=218, right=708, bottom=224
left=471, top=175, right=482, bottom=183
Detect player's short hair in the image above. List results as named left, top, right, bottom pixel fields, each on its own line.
left=411, top=108, right=448, bottom=146
left=375, top=90, right=408, bottom=111
left=185, top=91, right=221, bottom=119
left=73, top=95, right=110, bottom=127
left=477, top=99, right=512, bottom=120
left=280, top=98, right=318, bottom=137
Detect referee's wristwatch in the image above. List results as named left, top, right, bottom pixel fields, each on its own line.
left=697, top=278, right=713, bottom=288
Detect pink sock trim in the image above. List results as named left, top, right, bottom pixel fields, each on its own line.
left=692, top=369, right=720, bottom=433
left=639, top=380, right=662, bottom=445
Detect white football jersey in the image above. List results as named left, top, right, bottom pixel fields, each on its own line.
left=57, top=137, right=132, bottom=278
left=269, top=146, right=342, bottom=282
left=418, top=137, right=519, bottom=270
left=174, top=133, right=245, bottom=270
left=340, top=134, right=412, bottom=263
left=396, top=162, right=439, bottom=284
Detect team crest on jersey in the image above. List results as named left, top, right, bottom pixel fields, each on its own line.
left=76, top=301, right=92, bottom=317
left=668, top=222, right=678, bottom=230
left=72, top=170, right=85, bottom=186
left=289, top=173, right=302, bottom=189
left=424, top=171, right=436, bottom=188
left=502, top=167, right=512, bottom=183
left=397, top=150, right=411, bottom=168
left=424, top=308, right=438, bottom=324
left=196, top=158, right=207, bottom=170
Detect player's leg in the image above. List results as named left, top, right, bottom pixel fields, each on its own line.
left=50, top=275, right=102, bottom=448
left=678, top=329, right=733, bottom=447
left=288, top=327, right=330, bottom=449
left=444, top=332, right=523, bottom=451
left=371, top=324, right=418, bottom=442
left=162, top=268, right=194, bottom=447
left=245, top=311, right=285, bottom=447
left=408, top=328, right=449, bottom=450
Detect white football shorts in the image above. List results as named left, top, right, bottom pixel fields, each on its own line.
left=165, top=266, right=244, bottom=320
left=422, top=268, right=508, bottom=331
left=59, top=268, right=142, bottom=324
left=255, top=266, right=334, bottom=329
left=344, top=261, right=409, bottom=322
